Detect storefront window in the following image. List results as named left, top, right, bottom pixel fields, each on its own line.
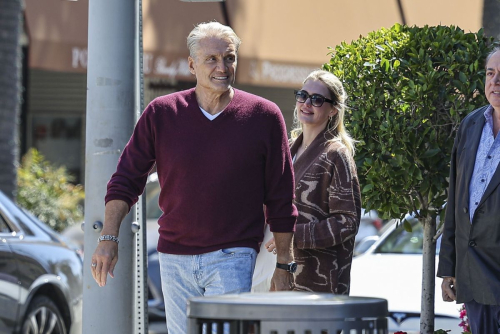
left=31, top=115, right=83, bottom=183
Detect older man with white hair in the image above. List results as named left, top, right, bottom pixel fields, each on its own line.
left=90, top=21, right=297, bottom=334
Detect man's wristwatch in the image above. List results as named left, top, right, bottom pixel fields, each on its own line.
left=276, top=261, right=297, bottom=273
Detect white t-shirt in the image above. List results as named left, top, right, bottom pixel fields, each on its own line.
left=200, top=107, right=223, bottom=120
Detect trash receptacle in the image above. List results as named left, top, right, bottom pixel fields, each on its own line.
left=187, top=292, right=388, bottom=334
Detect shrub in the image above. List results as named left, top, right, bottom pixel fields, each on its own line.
left=17, top=148, right=84, bottom=232
left=324, top=24, right=493, bottom=334
left=324, top=24, right=492, bottom=221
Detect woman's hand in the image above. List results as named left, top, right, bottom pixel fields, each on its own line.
left=264, top=237, right=277, bottom=254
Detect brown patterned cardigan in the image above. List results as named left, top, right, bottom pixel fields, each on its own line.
left=290, top=129, right=361, bottom=294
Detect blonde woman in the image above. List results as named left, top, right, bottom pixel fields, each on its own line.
left=266, top=69, right=361, bottom=294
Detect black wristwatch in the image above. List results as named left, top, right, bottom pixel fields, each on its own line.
left=276, top=261, right=297, bottom=273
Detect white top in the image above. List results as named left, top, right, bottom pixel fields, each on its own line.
left=200, top=107, right=223, bottom=120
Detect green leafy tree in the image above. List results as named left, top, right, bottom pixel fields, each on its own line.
left=324, top=24, right=492, bottom=334
left=17, top=148, right=85, bottom=232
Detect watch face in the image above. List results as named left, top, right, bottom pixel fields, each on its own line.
left=289, top=262, right=297, bottom=273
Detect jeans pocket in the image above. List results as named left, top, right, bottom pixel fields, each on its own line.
left=220, top=247, right=255, bottom=259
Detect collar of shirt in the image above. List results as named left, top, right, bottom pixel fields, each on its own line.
left=199, top=106, right=223, bottom=121
left=483, top=105, right=495, bottom=134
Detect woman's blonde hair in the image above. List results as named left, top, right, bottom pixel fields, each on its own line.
left=290, top=69, right=356, bottom=156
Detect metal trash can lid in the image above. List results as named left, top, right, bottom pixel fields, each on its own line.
left=187, top=292, right=388, bottom=321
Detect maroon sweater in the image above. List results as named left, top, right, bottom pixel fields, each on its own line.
left=105, top=88, right=297, bottom=255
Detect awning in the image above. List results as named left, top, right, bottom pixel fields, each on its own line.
left=25, top=0, right=482, bottom=88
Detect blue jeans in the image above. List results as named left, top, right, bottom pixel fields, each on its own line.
left=159, top=248, right=257, bottom=334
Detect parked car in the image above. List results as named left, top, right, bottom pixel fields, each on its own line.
left=0, top=190, right=83, bottom=334
left=349, top=219, right=462, bottom=334
left=356, top=209, right=383, bottom=247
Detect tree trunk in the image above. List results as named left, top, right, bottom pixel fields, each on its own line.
left=420, top=215, right=437, bottom=334
left=0, top=0, right=22, bottom=200
left=483, top=0, right=500, bottom=40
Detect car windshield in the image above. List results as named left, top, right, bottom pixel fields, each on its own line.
left=374, top=221, right=441, bottom=255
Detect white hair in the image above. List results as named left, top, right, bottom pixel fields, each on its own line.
left=187, top=21, right=241, bottom=59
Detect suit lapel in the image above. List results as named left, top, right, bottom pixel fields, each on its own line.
left=462, top=110, right=486, bottom=200
left=479, top=107, right=500, bottom=204
left=480, top=163, right=500, bottom=206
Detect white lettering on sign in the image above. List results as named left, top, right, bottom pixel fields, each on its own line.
left=72, top=47, right=88, bottom=69
left=154, top=57, right=190, bottom=77
left=249, top=61, right=260, bottom=81
left=260, top=61, right=318, bottom=84
left=70, top=48, right=314, bottom=85
left=70, top=48, right=189, bottom=78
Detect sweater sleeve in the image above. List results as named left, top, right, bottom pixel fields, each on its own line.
left=294, top=147, right=361, bottom=249
left=263, top=109, right=298, bottom=233
left=105, top=103, right=157, bottom=211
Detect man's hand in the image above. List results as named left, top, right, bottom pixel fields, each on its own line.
left=270, top=268, right=295, bottom=291
left=441, top=277, right=457, bottom=302
left=91, top=240, right=119, bottom=287
left=90, top=200, right=128, bottom=287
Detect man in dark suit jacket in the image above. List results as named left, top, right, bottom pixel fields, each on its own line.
left=438, top=47, right=500, bottom=333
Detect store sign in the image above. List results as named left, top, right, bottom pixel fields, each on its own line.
left=143, top=54, right=191, bottom=78
left=249, top=60, right=318, bottom=85
left=68, top=47, right=317, bottom=87
left=72, top=47, right=88, bottom=69
left=71, top=47, right=192, bottom=79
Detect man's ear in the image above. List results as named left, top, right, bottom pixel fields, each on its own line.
left=188, top=56, right=196, bottom=75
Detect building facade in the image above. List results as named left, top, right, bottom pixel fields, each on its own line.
left=23, top=0, right=484, bottom=183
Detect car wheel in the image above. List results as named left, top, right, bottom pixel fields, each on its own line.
left=21, top=296, right=67, bottom=334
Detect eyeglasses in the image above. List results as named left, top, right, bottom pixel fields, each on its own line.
left=294, top=90, right=335, bottom=107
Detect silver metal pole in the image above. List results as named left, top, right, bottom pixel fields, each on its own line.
left=83, top=0, right=139, bottom=332
left=133, top=0, right=148, bottom=333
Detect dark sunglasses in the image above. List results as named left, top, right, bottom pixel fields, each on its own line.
left=294, top=90, right=335, bottom=107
